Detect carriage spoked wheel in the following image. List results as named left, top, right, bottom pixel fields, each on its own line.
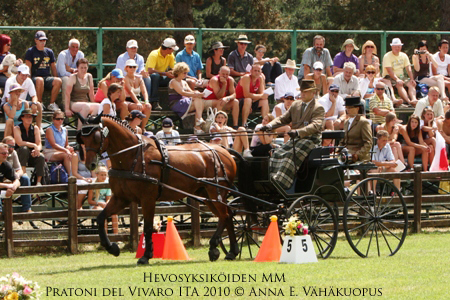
left=219, top=198, right=271, bottom=259
left=343, top=177, right=408, bottom=258
left=286, top=195, right=338, bottom=259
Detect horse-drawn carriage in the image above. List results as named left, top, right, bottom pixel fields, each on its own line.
left=79, top=115, right=408, bottom=264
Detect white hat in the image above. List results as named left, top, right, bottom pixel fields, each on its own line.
left=17, top=64, right=30, bottom=75
left=283, top=59, right=299, bottom=69
left=9, top=83, right=25, bottom=93
left=162, top=38, right=179, bottom=51
left=313, top=61, right=324, bottom=70
left=184, top=35, right=195, bottom=44
left=126, top=39, right=138, bottom=48
left=390, top=38, right=403, bottom=46
left=125, top=59, right=138, bottom=67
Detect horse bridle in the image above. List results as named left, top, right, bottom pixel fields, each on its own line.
left=81, top=123, right=108, bottom=155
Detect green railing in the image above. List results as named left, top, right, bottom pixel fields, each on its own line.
left=3, top=26, right=450, bottom=79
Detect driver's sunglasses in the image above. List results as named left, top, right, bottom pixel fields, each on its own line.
left=376, top=88, right=385, bottom=91
left=285, top=97, right=294, bottom=100
left=54, top=118, right=64, bottom=121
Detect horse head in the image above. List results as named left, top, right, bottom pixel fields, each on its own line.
left=78, top=113, right=108, bottom=170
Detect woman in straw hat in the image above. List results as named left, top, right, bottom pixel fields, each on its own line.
left=333, top=39, right=360, bottom=76
left=3, top=82, right=30, bottom=137
left=305, top=61, right=328, bottom=97
left=205, top=42, right=229, bottom=79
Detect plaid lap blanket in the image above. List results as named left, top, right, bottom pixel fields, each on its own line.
left=269, top=136, right=321, bottom=190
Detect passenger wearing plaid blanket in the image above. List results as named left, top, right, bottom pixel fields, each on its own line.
left=260, top=80, right=324, bottom=189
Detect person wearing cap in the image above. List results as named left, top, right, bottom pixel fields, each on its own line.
left=333, top=39, right=360, bottom=76
left=358, top=40, right=380, bottom=75
left=125, top=110, right=147, bottom=135
left=94, top=69, right=128, bottom=119
left=64, top=58, right=99, bottom=130
left=332, top=62, right=361, bottom=99
left=97, top=83, right=123, bottom=117
left=3, top=83, right=30, bottom=138
left=297, top=35, right=333, bottom=82
left=235, top=64, right=270, bottom=127
left=305, top=61, right=328, bottom=97
left=318, top=84, right=346, bottom=131
left=145, top=37, right=178, bottom=111
left=2, top=64, right=44, bottom=133
left=253, top=44, right=282, bottom=85
left=382, top=38, right=417, bottom=106
left=205, top=41, right=229, bottom=79
left=228, top=35, right=254, bottom=78
left=274, top=59, right=300, bottom=101
left=176, top=34, right=207, bottom=90
left=115, top=39, right=151, bottom=100
left=339, top=96, right=372, bottom=162
left=260, top=80, right=325, bottom=190
left=25, top=31, right=62, bottom=112
left=203, top=66, right=239, bottom=129
left=0, top=142, right=22, bottom=215
left=155, top=118, right=181, bottom=145
left=13, top=110, right=46, bottom=186
left=271, top=92, right=294, bottom=143
left=56, top=38, right=85, bottom=105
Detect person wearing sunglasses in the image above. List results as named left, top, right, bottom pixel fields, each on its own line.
left=369, top=81, right=395, bottom=126
left=305, top=61, right=328, bottom=97
left=94, top=68, right=128, bottom=119
left=318, top=84, right=346, bottom=132
left=0, top=143, right=21, bottom=216
left=205, top=42, right=229, bottom=79
left=358, top=40, right=380, bottom=75
left=253, top=44, right=282, bottom=85
left=359, top=64, right=379, bottom=100
left=333, top=39, right=360, bottom=76
left=228, top=35, right=254, bottom=78
left=0, top=34, right=23, bottom=89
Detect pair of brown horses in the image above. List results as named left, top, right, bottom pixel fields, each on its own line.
left=79, top=115, right=239, bottom=264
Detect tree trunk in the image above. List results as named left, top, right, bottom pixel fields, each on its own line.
left=173, top=0, right=194, bottom=48
left=440, top=0, right=450, bottom=40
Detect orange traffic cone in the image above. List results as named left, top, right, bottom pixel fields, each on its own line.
left=254, top=215, right=282, bottom=262
left=162, top=216, right=190, bottom=260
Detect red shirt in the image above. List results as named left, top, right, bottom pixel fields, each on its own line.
left=235, top=76, right=260, bottom=99
left=204, top=75, right=230, bottom=100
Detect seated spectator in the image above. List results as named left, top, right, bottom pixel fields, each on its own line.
left=56, top=39, right=84, bottom=106
left=333, top=62, right=361, bottom=99
left=297, top=35, right=333, bottom=82
left=414, top=86, right=444, bottom=119
left=168, top=62, right=205, bottom=134
left=359, top=64, right=379, bottom=100
left=205, top=42, right=229, bottom=79
left=1, top=34, right=22, bottom=89
left=370, top=130, right=401, bottom=190
left=339, top=97, right=372, bottom=162
left=412, top=40, right=448, bottom=103
left=0, top=143, right=21, bottom=215
left=420, top=106, right=437, bottom=156
left=125, top=110, right=147, bottom=135
left=3, top=83, right=30, bottom=137
left=251, top=114, right=277, bottom=157
left=358, top=40, right=380, bottom=75
left=44, top=110, right=76, bottom=175
left=24, top=31, right=62, bottom=111
left=437, top=110, right=450, bottom=161
left=382, top=38, right=417, bottom=106
left=64, top=58, right=98, bottom=130
left=13, top=109, right=45, bottom=185
left=87, top=166, right=111, bottom=210
left=235, top=64, right=270, bottom=127
left=94, top=69, right=128, bottom=119
left=176, top=35, right=207, bottom=89
left=274, top=59, right=300, bottom=101
left=2, top=65, right=43, bottom=133
left=71, top=143, right=93, bottom=209
left=318, top=84, right=346, bottom=130
left=203, top=66, right=239, bottom=128
left=210, top=111, right=252, bottom=157
left=333, top=39, right=360, bottom=76
left=155, top=118, right=181, bottom=145
left=433, top=39, right=450, bottom=95
left=376, top=112, right=406, bottom=166
left=253, top=44, right=282, bottom=85
left=124, top=59, right=151, bottom=131
left=98, top=83, right=123, bottom=117
left=3, top=137, right=32, bottom=212
left=115, top=39, right=151, bottom=100
left=146, top=38, right=178, bottom=111
left=398, top=114, right=431, bottom=171
left=228, top=35, right=254, bottom=78
left=272, top=92, right=296, bottom=118
left=369, top=81, right=395, bottom=126
left=305, top=61, right=328, bottom=97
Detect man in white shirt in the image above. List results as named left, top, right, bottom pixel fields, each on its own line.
left=370, top=130, right=400, bottom=190
left=332, top=62, right=360, bottom=99
left=414, top=86, right=445, bottom=118
left=318, top=84, right=346, bottom=130
left=274, top=59, right=300, bottom=101
left=56, top=39, right=85, bottom=106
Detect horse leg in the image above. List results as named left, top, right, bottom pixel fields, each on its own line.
left=137, top=202, right=156, bottom=265
left=209, top=217, right=226, bottom=261
left=97, top=195, right=128, bottom=256
left=224, top=212, right=240, bottom=260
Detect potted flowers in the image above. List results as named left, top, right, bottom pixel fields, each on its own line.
left=284, top=216, right=309, bottom=236
left=280, top=216, right=318, bottom=264
left=0, top=272, right=40, bottom=299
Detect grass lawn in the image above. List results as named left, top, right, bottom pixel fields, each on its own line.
left=1, top=231, right=449, bottom=299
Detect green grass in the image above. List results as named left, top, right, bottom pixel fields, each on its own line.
left=1, top=232, right=450, bottom=299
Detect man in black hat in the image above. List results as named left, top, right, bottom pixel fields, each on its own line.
left=155, top=118, right=181, bottom=145
left=340, top=96, right=372, bottom=162
left=260, top=80, right=325, bottom=190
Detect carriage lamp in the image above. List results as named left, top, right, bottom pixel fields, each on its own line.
left=337, top=148, right=352, bottom=165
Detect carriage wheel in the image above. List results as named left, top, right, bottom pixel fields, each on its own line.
left=343, top=177, right=408, bottom=258
left=219, top=198, right=270, bottom=259
left=286, top=195, right=338, bottom=259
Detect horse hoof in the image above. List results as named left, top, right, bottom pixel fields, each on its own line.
left=137, top=257, right=149, bottom=265
left=107, top=243, right=120, bottom=257
left=208, top=248, right=220, bottom=261
left=225, top=252, right=237, bottom=261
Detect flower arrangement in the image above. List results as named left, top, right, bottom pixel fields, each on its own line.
left=0, top=273, right=40, bottom=300
left=284, top=216, right=308, bottom=236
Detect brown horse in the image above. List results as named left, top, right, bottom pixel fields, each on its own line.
left=79, top=115, right=239, bottom=264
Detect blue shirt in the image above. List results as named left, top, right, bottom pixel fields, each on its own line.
left=372, top=144, right=395, bottom=162
left=175, top=48, right=203, bottom=77
left=116, top=52, right=145, bottom=76
left=45, top=124, right=67, bottom=149
left=56, top=49, right=85, bottom=77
